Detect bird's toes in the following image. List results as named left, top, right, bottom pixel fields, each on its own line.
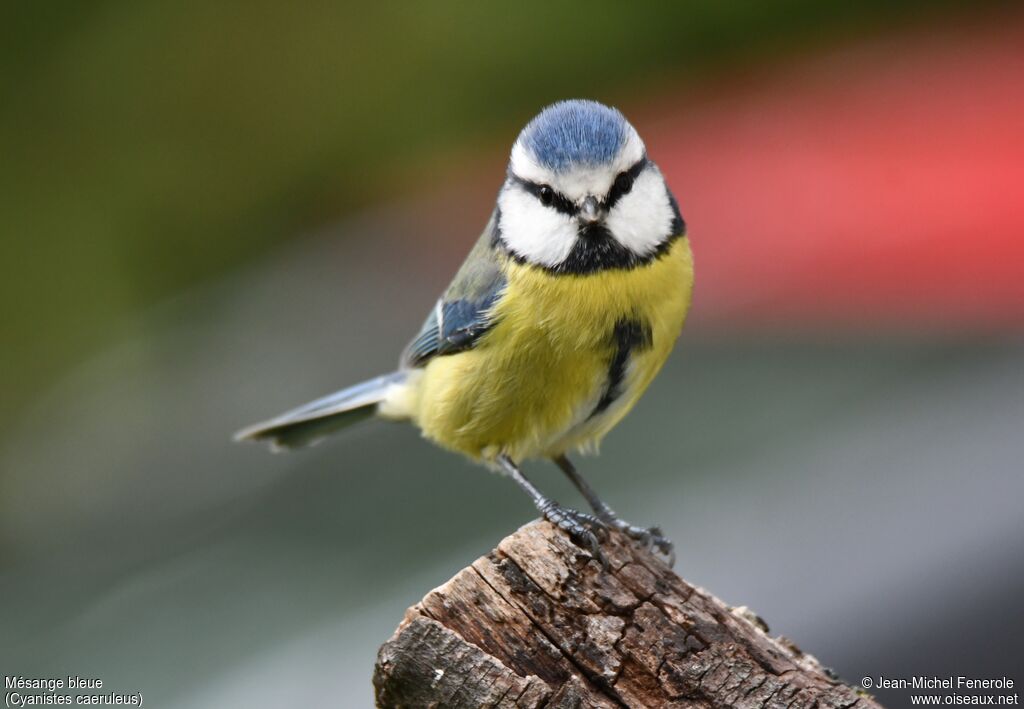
left=609, top=519, right=675, bottom=567
left=543, top=504, right=609, bottom=568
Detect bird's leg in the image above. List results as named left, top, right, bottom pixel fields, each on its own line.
left=497, top=454, right=608, bottom=568
left=553, top=454, right=675, bottom=566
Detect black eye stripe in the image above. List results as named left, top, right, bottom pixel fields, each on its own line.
left=604, top=157, right=649, bottom=210
left=510, top=176, right=576, bottom=215
left=509, top=155, right=649, bottom=215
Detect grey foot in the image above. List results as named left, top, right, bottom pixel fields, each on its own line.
left=549, top=455, right=675, bottom=567
left=601, top=512, right=675, bottom=567
left=540, top=501, right=609, bottom=568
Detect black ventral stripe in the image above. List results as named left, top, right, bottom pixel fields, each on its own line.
left=589, top=318, right=654, bottom=419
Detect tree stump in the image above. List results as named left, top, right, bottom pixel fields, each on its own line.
left=373, top=520, right=882, bottom=708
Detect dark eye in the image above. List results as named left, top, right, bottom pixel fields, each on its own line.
left=538, top=185, right=554, bottom=206
left=613, top=171, right=634, bottom=195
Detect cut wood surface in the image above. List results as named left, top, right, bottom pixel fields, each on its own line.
left=373, top=520, right=883, bottom=708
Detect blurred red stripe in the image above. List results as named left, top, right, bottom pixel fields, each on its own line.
left=646, top=17, right=1024, bottom=330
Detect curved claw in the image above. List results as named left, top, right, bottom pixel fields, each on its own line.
left=542, top=503, right=610, bottom=569
left=580, top=529, right=609, bottom=570
left=606, top=518, right=676, bottom=567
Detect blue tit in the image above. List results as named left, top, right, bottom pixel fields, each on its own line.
left=236, top=99, right=693, bottom=564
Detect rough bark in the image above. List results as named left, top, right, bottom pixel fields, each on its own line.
left=373, top=520, right=882, bottom=708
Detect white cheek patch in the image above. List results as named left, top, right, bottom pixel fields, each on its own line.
left=605, top=168, right=675, bottom=257
left=498, top=185, right=578, bottom=268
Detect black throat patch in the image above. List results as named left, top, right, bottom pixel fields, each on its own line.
left=562, top=224, right=647, bottom=274
left=493, top=191, right=686, bottom=276
left=589, top=318, right=653, bottom=420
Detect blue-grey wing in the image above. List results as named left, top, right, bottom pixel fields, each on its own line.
left=400, top=214, right=506, bottom=369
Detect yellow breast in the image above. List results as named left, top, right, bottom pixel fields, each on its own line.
left=413, top=237, right=693, bottom=461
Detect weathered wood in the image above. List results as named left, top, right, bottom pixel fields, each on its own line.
left=374, top=520, right=882, bottom=708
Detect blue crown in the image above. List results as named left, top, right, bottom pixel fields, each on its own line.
left=518, top=100, right=629, bottom=172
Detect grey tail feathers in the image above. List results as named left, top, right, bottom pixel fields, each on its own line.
left=234, top=371, right=407, bottom=451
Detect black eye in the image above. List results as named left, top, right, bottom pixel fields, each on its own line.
left=613, top=171, right=634, bottom=195
left=538, top=185, right=554, bottom=206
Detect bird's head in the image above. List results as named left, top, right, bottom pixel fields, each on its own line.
left=496, top=99, right=684, bottom=274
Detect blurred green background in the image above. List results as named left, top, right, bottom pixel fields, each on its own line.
left=0, top=0, right=987, bottom=430
left=3, top=2, right=1023, bottom=708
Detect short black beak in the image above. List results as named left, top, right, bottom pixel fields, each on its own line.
left=578, top=195, right=603, bottom=224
